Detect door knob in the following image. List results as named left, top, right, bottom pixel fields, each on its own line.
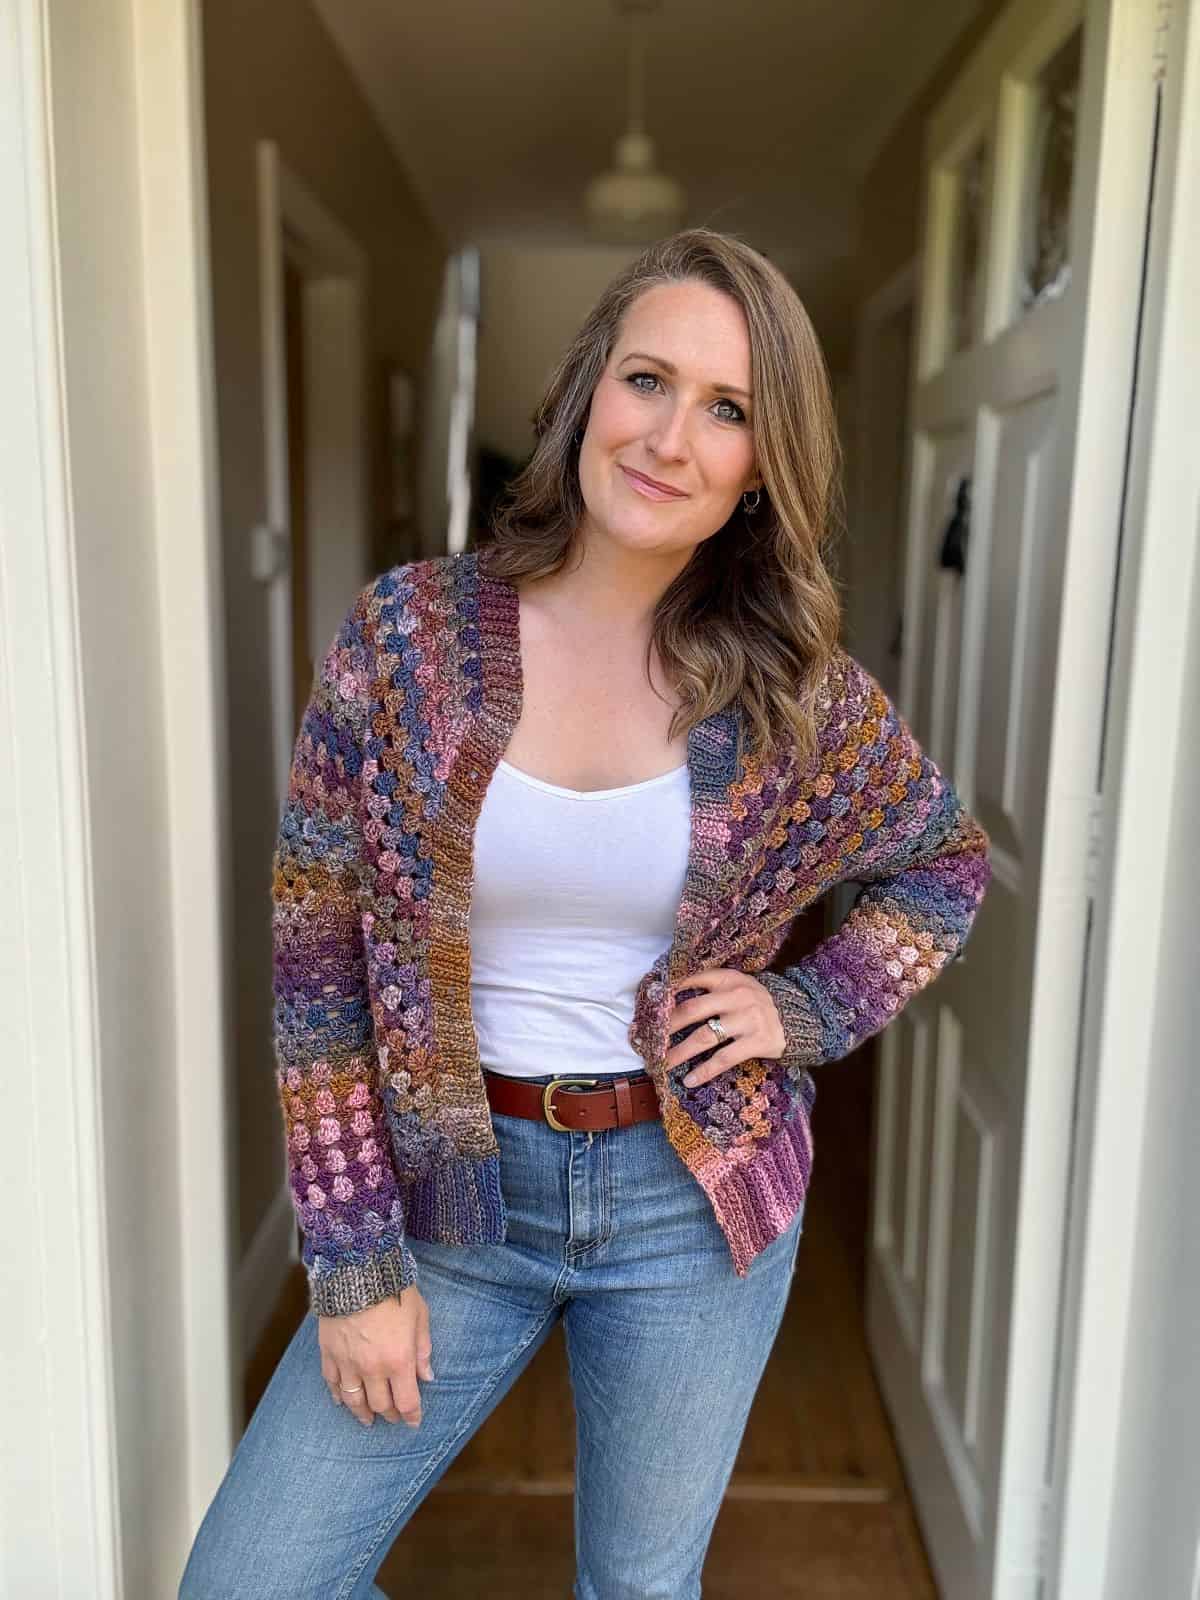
left=938, top=476, right=971, bottom=575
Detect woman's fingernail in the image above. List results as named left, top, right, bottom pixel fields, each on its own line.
left=682, top=1073, right=698, bottom=1087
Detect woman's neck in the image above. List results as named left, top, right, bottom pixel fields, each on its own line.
left=523, top=530, right=692, bottom=636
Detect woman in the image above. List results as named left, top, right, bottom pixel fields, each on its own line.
left=181, top=228, right=991, bottom=1598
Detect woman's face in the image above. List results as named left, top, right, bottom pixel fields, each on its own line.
left=576, top=279, right=761, bottom=564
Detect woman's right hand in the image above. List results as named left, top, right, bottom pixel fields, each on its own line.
left=317, top=1284, right=434, bottom=1427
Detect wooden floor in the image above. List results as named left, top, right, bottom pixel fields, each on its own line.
left=248, top=1043, right=936, bottom=1597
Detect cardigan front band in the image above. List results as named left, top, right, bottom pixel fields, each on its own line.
left=272, top=549, right=993, bottom=1317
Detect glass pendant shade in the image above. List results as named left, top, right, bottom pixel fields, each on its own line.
left=585, top=132, right=686, bottom=240
left=583, top=5, right=686, bottom=242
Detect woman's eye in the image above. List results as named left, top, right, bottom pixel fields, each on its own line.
left=625, top=372, right=745, bottom=424
left=713, top=398, right=746, bottom=424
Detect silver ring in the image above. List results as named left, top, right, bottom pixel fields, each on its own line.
left=339, top=1382, right=364, bottom=1394
left=706, top=1016, right=729, bottom=1044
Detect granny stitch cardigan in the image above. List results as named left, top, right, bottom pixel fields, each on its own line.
left=272, top=550, right=992, bottom=1317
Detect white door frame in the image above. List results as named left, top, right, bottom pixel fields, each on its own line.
left=2, top=0, right=233, bottom=1591
left=871, top=1, right=1155, bottom=1586
left=1051, top=0, right=1200, bottom=1591
left=255, top=141, right=369, bottom=805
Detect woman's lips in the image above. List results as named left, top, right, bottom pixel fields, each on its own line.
left=620, top=465, right=689, bottom=501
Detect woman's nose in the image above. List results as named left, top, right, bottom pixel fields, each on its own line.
left=648, top=404, right=690, bottom=459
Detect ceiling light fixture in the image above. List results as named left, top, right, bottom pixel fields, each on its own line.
left=584, top=0, right=686, bottom=242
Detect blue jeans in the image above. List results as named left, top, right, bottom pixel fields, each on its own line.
left=179, top=1071, right=805, bottom=1598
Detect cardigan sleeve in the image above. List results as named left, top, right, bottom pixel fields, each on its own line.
left=270, top=584, right=419, bottom=1318
left=756, top=651, right=992, bottom=1070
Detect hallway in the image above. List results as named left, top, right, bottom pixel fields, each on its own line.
left=249, top=1043, right=936, bottom=1596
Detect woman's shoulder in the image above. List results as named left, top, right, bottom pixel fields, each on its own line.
left=343, top=550, right=477, bottom=631
left=806, top=640, right=878, bottom=724
left=818, top=644, right=925, bottom=772
left=784, top=642, right=900, bottom=766
left=365, top=549, right=472, bottom=604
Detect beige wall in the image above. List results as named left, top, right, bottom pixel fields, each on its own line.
left=201, top=0, right=446, bottom=1265
left=476, top=242, right=641, bottom=464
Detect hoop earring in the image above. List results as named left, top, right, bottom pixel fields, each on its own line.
left=742, top=488, right=761, bottom=514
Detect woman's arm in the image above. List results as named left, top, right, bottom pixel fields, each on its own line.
left=271, top=583, right=418, bottom=1318
left=755, top=653, right=992, bottom=1069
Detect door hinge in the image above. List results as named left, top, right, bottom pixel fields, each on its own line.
left=1153, top=0, right=1173, bottom=83
left=250, top=522, right=291, bottom=583
left=1084, top=793, right=1106, bottom=893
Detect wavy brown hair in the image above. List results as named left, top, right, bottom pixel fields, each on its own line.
left=479, top=227, right=844, bottom=771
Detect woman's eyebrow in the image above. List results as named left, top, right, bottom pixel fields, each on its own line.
left=619, top=351, right=752, bottom=402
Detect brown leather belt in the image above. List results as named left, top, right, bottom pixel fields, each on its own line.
left=484, top=1070, right=662, bottom=1131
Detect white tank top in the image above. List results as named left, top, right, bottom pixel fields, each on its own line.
left=469, top=756, right=692, bottom=1078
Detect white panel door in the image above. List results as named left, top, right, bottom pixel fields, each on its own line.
left=865, top=1, right=1157, bottom=1594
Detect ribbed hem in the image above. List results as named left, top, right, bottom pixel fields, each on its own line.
left=401, top=1150, right=508, bottom=1244
left=668, top=1106, right=815, bottom=1279
left=308, top=1243, right=419, bottom=1319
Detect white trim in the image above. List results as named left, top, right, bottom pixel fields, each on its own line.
left=257, top=141, right=291, bottom=803
left=446, top=247, right=480, bottom=556
left=131, top=0, right=237, bottom=1522
left=976, top=0, right=1162, bottom=1583
left=0, top=4, right=121, bottom=1586
left=1053, top=0, right=1200, bottom=1589
left=256, top=142, right=369, bottom=803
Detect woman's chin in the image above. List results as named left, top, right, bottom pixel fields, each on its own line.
left=592, top=513, right=701, bottom=560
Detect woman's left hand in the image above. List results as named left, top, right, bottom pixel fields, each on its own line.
left=665, top=968, right=787, bottom=1087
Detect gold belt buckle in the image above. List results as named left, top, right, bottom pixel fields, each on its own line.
left=542, top=1077, right=600, bottom=1131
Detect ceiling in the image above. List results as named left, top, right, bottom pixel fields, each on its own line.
left=313, top=0, right=984, bottom=289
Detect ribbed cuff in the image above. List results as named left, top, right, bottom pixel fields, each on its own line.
left=757, top=970, right=824, bottom=1068
left=308, top=1241, right=419, bottom=1319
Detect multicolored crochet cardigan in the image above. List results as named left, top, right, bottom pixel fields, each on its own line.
left=272, top=550, right=992, bottom=1316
